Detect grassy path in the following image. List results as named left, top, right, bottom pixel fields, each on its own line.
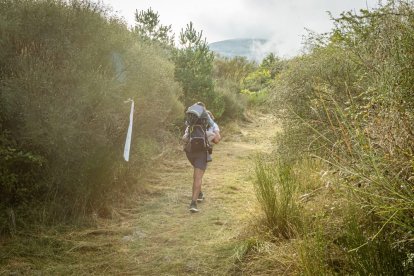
left=1, top=113, right=277, bottom=275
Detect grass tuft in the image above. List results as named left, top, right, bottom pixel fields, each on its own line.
left=254, top=158, right=302, bottom=239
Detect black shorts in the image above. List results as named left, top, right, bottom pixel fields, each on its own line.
left=185, top=150, right=207, bottom=170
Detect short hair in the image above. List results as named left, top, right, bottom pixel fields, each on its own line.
left=196, top=101, right=205, bottom=107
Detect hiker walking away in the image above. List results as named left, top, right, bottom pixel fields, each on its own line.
left=182, top=102, right=220, bottom=213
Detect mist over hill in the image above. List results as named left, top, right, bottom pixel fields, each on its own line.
left=209, top=38, right=274, bottom=62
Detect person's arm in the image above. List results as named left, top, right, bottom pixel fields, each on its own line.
left=212, top=123, right=221, bottom=144
left=206, top=112, right=215, bottom=128
left=205, top=111, right=221, bottom=143
left=212, top=122, right=220, bottom=133
left=182, top=126, right=189, bottom=143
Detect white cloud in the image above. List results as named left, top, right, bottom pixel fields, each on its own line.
left=102, top=0, right=380, bottom=57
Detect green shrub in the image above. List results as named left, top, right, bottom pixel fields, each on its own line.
left=298, top=228, right=334, bottom=275
left=269, top=43, right=362, bottom=160
left=0, top=0, right=183, bottom=229
left=212, top=56, right=255, bottom=120
left=214, top=79, right=246, bottom=120
left=337, top=205, right=413, bottom=275
left=240, top=88, right=268, bottom=108
left=264, top=1, right=414, bottom=273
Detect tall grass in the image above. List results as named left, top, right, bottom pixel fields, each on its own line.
left=250, top=1, right=414, bottom=274
left=298, top=227, right=333, bottom=275
left=337, top=205, right=411, bottom=275
left=254, top=158, right=302, bottom=239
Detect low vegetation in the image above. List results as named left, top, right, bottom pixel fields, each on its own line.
left=0, top=0, right=253, bottom=233
left=247, top=0, right=414, bottom=274
left=1, top=0, right=413, bottom=275
left=0, top=0, right=184, bottom=232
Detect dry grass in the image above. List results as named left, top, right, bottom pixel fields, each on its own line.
left=0, top=112, right=281, bottom=275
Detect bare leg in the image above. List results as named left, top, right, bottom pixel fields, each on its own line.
left=192, top=168, right=205, bottom=201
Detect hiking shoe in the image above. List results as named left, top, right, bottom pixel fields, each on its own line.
left=197, top=192, right=205, bottom=202
left=189, top=201, right=199, bottom=213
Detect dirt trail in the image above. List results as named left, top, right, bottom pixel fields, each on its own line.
left=124, top=113, right=276, bottom=275
left=2, top=113, right=278, bottom=275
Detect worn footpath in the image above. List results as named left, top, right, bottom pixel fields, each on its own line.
left=1, top=113, right=278, bottom=275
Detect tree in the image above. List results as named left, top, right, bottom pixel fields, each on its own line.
left=134, top=8, right=174, bottom=46
left=173, top=22, right=223, bottom=114
left=260, top=53, right=285, bottom=78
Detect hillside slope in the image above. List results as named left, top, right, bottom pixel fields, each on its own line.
left=209, top=38, right=269, bottom=61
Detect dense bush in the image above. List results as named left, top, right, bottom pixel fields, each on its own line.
left=269, top=43, right=362, bottom=160
left=0, top=0, right=183, bottom=231
left=254, top=0, right=414, bottom=273
left=212, top=56, right=255, bottom=119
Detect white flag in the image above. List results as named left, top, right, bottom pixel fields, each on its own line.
left=123, top=100, right=134, bottom=161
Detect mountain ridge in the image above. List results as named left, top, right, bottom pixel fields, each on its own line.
left=209, top=38, right=270, bottom=61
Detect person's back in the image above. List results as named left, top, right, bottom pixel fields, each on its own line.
left=182, top=102, right=219, bottom=213
left=182, top=103, right=210, bottom=153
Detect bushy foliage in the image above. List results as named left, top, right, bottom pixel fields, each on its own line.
left=260, top=53, right=286, bottom=78
left=241, top=69, right=271, bottom=93
left=254, top=0, right=414, bottom=273
left=269, top=44, right=361, bottom=160
left=213, top=56, right=255, bottom=82
left=173, top=22, right=225, bottom=116
left=0, top=0, right=183, bottom=230
left=240, top=53, right=285, bottom=108
left=212, top=56, right=255, bottom=119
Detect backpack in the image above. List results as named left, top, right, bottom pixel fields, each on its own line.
left=184, top=104, right=210, bottom=153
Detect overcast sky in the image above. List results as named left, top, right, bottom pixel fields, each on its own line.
left=101, top=0, right=379, bottom=57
